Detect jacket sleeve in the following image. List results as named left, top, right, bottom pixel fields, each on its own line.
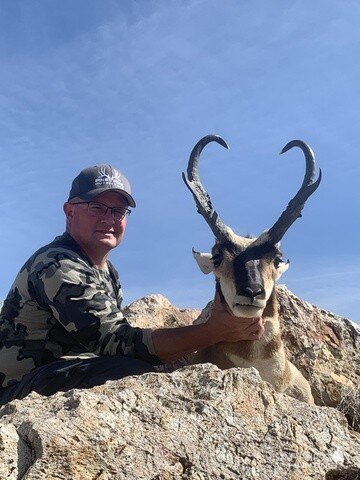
left=31, top=250, right=162, bottom=365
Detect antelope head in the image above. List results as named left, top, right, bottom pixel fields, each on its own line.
left=183, top=135, right=322, bottom=318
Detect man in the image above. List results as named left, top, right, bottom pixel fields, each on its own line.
left=0, top=164, right=264, bottom=405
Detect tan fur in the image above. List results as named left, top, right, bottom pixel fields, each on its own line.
left=193, top=280, right=314, bottom=404
left=263, top=333, right=282, bottom=359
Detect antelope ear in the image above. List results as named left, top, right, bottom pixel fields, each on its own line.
left=192, top=248, right=214, bottom=274
left=275, top=260, right=290, bottom=280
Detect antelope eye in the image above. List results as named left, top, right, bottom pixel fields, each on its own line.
left=274, top=257, right=284, bottom=268
left=212, top=253, right=222, bottom=267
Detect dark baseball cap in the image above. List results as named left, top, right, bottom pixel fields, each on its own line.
left=68, top=164, right=136, bottom=207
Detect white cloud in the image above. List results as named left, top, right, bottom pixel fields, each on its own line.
left=0, top=0, right=359, bottom=326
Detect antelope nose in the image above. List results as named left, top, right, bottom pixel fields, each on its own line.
left=242, top=285, right=264, bottom=301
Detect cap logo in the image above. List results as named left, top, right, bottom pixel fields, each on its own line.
left=95, top=167, right=124, bottom=189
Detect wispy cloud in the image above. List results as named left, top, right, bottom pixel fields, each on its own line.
left=0, top=1, right=359, bottom=324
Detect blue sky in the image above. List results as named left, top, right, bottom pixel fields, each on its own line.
left=0, top=0, right=359, bottom=322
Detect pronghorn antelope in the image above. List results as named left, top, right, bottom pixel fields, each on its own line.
left=183, top=135, right=322, bottom=403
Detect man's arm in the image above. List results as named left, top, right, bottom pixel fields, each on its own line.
left=152, top=295, right=264, bottom=363
left=34, top=253, right=263, bottom=366
left=33, top=254, right=160, bottom=365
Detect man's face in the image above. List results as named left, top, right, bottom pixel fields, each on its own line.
left=64, top=191, right=129, bottom=254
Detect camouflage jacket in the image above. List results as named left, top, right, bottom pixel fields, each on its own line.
left=0, top=232, right=160, bottom=388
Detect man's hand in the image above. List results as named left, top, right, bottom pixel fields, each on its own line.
left=204, top=294, right=265, bottom=343
left=151, top=295, right=264, bottom=364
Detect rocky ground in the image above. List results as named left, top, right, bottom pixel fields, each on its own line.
left=0, top=287, right=359, bottom=479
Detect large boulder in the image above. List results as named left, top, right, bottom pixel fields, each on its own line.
left=0, top=365, right=359, bottom=480
left=123, top=294, right=200, bottom=329
left=0, top=288, right=359, bottom=479
left=125, top=288, right=359, bottom=428
left=276, top=286, right=359, bottom=421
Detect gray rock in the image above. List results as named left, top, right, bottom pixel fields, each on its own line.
left=124, top=294, right=200, bottom=329
left=126, top=288, right=360, bottom=420
left=277, top=285, right=359, bottom=412
left=0, top=365, right=359, bottom=480
left=1, top=288, right=359, bottom=479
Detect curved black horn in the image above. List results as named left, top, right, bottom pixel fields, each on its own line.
left=182, top=135, right=233, bottom=242
left=265, top=140, right=322, bottom=245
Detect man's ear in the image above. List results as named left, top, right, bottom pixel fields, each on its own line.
left=63, top=202, right=73, bottom=219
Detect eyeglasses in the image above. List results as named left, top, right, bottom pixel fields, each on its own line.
left=71, top=201, right=131, bottom=221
